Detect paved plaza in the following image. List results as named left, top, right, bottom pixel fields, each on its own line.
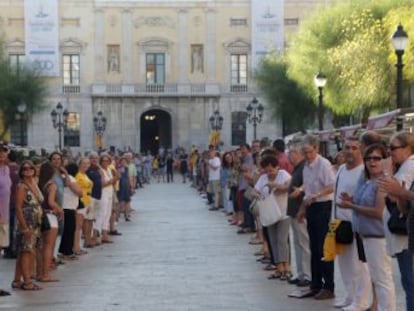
left=0, top=181, right=405, bottom=311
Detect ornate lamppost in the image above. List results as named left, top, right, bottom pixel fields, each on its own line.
left=314, top=72, right=327, bottom=131
left=246, top=97, right=264, bottom=140
left=50, top=102, right=69, bottom=151
left=93, top=111, right=107, bottom=151
left=16, top=101, right=27, bottom=146
left=391, top=24, right=409, bottom=131
left=209, top=110, right=223, bottom=147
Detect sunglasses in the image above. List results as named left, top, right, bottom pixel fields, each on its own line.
left=364, top=156, right=383, bottom=162
left=389, top=145, right=406, bottom=151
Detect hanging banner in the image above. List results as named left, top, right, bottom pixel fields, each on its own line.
left=251, top=0, right=284, bottom=69
left=24, top=0, right=60, bottom=77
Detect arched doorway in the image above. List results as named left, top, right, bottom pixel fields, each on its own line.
left=140, top=109, right=172, bottom=155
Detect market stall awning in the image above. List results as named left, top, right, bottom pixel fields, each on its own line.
left=367, top=110, right=400, bottom=130
left=339, top=124, right=361, bottom=138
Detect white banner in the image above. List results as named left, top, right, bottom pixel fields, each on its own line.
left=25, top=0, right=59, bottom=77
left=251, top=0, right=284, bottom=69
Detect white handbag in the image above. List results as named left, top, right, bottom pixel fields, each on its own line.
left=258, top=193, right=283, bottom=227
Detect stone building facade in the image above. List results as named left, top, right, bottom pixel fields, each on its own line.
left=0, top=0, right=334, bottom=153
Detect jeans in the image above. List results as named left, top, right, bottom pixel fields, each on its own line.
left=396, top=249, right=414, bottom=311
left=306, top=201, right=334, bottom=292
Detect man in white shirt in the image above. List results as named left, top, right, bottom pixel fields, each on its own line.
left=334, top=137, right=371, bottom=311
left=208, top=148, right=221, bottom=211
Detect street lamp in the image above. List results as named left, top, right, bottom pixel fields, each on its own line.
left=209, top=110, right=223, bottom=131
left=209, top=110, right=223, bottom=148
left=16, top=101, right=27, bottom=146
left=314, top=72, right=327, bottom=131
left=392, top=24, right=409, bottom=130
left=93, top=111, right=107, bottom=150
left=246, top=97, right=264, bottom=140
left=50, top=102, right=69, bottom=151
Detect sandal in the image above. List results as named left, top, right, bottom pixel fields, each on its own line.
left=11, top=281, right=21, bottom=289
left=267, top=272, right=281, bottom=280
left=21, top=282, right=42, bottom=291
left=279, top=272, right=288, bottom=281
left=74, top=249, right=88, bottom=256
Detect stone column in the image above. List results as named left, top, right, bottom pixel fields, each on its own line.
left=94, top=9, right=105, bottom=82
left=205, top=9, right=216, bottom=82
left=177, top=9, right=188, bottom=83
left=122, top=9, right=133, bottom=83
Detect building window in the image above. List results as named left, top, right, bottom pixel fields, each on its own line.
left=231, top=111, right=247, bottom=146
left=9, top=54, right=26, bottom=69
left=64, top=112, right=80, bottom=147
left=62, top=54, right=80, bottom=93
left=146, top=53, right=165, bottom=84
left=230, top=54, right=248, bottom=92
left=230, top=18, right=247, bottom=27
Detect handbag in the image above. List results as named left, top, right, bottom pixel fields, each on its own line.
left=41, top=213, right=51, bottom=232
left=386, top=197, right=408, bottom=235
left=333, top=166, right=354, bottom=244
left=257, top=193, right=284, bottom=227
left=335, top=220, right=354, bottom=244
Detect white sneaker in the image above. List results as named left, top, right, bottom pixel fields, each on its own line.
left=333, top=298, right=352, bottom=308
left=342, top=304, right=364, bottom=311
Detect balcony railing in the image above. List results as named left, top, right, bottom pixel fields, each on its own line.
left=91, top=83, right=222, bottom=97
left=62, top=84, right=81, bottom=94
left=230, top=84, right=248, bottom=93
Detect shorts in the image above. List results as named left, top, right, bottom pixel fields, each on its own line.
left=85, top=198, right=101, bottom=220
left=47, top=213, right=59, bottom=229
left=76, top=208, right=87, bottom=217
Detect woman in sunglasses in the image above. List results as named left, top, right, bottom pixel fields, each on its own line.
left=338, top=143, right=396, bottom=311
left=13, top=160, right=43, bottom=290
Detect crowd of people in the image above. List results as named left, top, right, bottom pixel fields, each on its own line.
left=187, top=133, right=413, bottom=311
left=0, top=131, right=413, bottom=311
left=0, top=147, right=140, bottom=294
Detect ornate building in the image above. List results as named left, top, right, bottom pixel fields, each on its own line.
left=0, top=0, right=334, bottom=153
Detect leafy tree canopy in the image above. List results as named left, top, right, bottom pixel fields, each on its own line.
left=254, top=56, right=316, bottom=135
left=0, top=43, right=49, bottom=140
left=286, top=0, right=414, bottom=117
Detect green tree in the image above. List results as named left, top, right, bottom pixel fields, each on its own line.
left=287, top=0, right=414, bottom=119
left=0, top=53, right=48, bottom=140
left=254, top=56, right=316, bottom=136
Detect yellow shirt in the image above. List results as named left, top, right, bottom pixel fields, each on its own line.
left=75, top=172, right=93, bottom=206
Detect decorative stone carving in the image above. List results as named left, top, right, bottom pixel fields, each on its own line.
left=60, top=37, right=88, bottom=54
left=134, top=16, right=175, bottom=28
left=107, top=45, right=120, bottom=73
left=191, top=44, right=203, bottom=74
left=223, top=38, right=251, bottom=54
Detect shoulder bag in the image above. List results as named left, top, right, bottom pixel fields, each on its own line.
left=386, top=197, right=408, bottom=236
left=258, top=191, right=284, bottom=227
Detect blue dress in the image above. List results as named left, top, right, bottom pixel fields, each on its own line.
left=117, top=167, right=131, bottom=202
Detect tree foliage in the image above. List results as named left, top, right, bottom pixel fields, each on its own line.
left=254, top=56, right=316, bottom=135
left=286, top=0, right=414, bottom=118
left=0, top=49, right=49, bottom=140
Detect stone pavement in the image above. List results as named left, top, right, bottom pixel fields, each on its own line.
left=0, top=181, right=405, bottom=311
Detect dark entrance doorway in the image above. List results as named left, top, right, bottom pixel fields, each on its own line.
left=140, top=109, right=172, bottom=155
